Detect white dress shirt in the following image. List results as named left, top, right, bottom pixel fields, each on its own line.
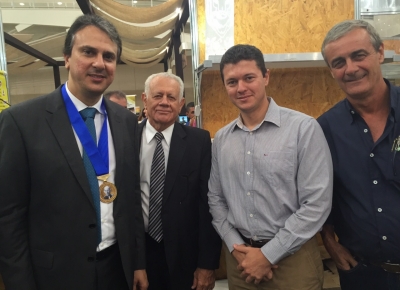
left=140, top=121, right=174, bottom=231
left=65, top=83, right=116, bottom=252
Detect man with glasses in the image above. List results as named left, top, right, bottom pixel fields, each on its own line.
left=318, top=20, right=400, bottom=290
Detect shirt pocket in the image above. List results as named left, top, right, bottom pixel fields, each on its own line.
left=259, top=151, right=294, bottom=188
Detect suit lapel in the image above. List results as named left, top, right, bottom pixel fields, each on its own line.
left=45, top=88, right=94, bottom=207
left=104, top=100, right=124, bottom=213
left=163, top=123, right=186, bottom=203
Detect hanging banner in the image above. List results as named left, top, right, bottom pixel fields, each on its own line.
left=205, top=0, right=234, bottom=59
left=126, top=94, right=136, bottom=109
left=0, top=70, right=9, bottom=113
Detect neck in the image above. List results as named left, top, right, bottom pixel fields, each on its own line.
left=66, top=82, right=102, bottom=106
left=148, top=119, right=173, bottom=133
left=240, top=97, right=270, bottom=131
left=348, top=80, right=390, bottom=117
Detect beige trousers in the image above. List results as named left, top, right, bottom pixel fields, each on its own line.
left=224, top=236, right=323, bottom=290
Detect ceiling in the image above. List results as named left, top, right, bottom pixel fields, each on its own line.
left=3, top=0, right=190, bottom=75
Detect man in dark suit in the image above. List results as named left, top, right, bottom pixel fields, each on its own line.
left=139, top=72, right=221, bottom=290
left=0, top=14, right=147, bottom=290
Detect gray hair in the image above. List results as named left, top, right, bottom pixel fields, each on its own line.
left=321, top=20, right=382, bottom=65
left=63, top=14, right=122, bottom=61
left=144, top=72, right=184, bottom=101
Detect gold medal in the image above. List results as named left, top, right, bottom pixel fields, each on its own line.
left=97, top=174, right=117, bottom=203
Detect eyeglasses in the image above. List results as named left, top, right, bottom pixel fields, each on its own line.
left=190, top=111, right=194, bottom=114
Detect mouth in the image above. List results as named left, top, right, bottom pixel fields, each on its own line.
left=88, top=74, right=106, bottom=81
left=344, top=74, right=366, bottom=83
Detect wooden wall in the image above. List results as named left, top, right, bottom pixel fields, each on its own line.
left=197, top=0, right=354, bottom=137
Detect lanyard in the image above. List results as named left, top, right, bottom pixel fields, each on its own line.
left=61, top=84, right=109, bottom=175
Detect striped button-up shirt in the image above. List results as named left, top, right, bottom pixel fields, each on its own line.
left=208, top=97, right=333, bottom=264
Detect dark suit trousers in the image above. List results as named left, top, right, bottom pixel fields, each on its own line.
left=146, top=233, right=173, bottom=290
left=95, top=243, right=129, bottom=290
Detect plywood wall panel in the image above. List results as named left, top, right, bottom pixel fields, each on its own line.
left=235, top=0, right=353, bottom=53
left=198, top=0, right=353, bottom=136
left=202, top=67, right=346, bottom=137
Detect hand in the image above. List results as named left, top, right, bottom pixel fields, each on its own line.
left=321, top=224, right=358, bottom=271
left=133, top=269, right=148, bottom=290
left=191, top=268, right=215, bottom=290
left=232, top=247, right=246, bottom=266
left=233, top=244, right=277, bottom=284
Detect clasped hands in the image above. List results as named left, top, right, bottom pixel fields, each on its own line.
left=233, top=244, right=278, bottom=285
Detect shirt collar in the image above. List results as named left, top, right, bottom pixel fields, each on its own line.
left=232, top=97, right=281, bottom=132
left=145, top=121, right=174, bottom=146
left=345, top=78, right=397, bottom=124
left=65, top=81, right=104, bottom=114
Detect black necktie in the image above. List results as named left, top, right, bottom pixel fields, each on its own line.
left=80, top=108, right=101, bottom=245
left=148, top=132, right=165, bottom=242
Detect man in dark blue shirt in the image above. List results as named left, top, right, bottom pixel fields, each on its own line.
left=318, top=19, right=400, bottom=290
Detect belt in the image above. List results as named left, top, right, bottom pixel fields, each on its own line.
left=239, top=232, right=270, bottom=248
left=96, top=243, right=118, bottom=261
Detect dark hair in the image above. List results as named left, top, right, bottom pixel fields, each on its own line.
left=220, top=44, right=267, bottom=82
left=104, top=90, right=126, bottom=100
left=63, top=14, right=122, bottom=61
left=186, top=102, right=195, bottom=111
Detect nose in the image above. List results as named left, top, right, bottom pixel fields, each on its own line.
left=237, top=80, right=246, bottom=93
left=345, top=59, right=359, bottom=75
left=159, top=95, right=169, bottom=105
left=92, top=54, right=105, bottom=70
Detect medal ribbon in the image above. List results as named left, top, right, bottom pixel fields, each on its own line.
left=61, top=84, right=109, bottom=176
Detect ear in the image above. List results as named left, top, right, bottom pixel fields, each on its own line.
left=264, top=69, right=270, bottom=87
left=64, top=54, right=70, bottom=70
left=378, top=43, right=385, bottom=64
left=141, top=92, right=147, bottom=107
left=179, top=97, right=185, bottom=111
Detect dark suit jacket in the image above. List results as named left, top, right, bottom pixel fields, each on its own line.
left=139, top=120, right=221, bottom=289
left=0, top=87, right=145, bottom=290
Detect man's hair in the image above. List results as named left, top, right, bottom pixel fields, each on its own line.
left=104, top=90, right=126, bottom=100
left=220, top=44, right=267, bottom=82
left=144, top=72, right=184, bottom=101
left=321, top=19, right=382, bottom=65
left=186, top=102, right=195, bottom=112
left=63, top=14, right=122, bottom=61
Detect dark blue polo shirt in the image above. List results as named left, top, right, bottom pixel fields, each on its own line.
left=318, top=79, right=400, bottom=263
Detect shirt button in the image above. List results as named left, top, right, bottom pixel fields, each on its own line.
left=250, top=132, right=253, bottom=135
left=378, top=208, right=382, bottom=212
left=373, top=180, right=378, bottom=185
left=101, top=219, right=105, bottom=223
left=364, top=129, right=368, bottom=133
left=382, top=236, right=387, bottom=240
left=247, top=151, right=251, bottom=154
left=247, top=171, right=250, bottom=175
left=370, top=153, right=374, bottom=157
left=351, top=110, right=355, bottom=114
left=247, top=192, right=251, bottom=196
left=249, top=214, right=253, bottom=218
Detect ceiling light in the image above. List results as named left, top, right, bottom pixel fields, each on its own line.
left=133, top=0, right=137, bottom=3
left=57, top=2, right=63, bottom=5
left=19, top=2, right=25, bottom=5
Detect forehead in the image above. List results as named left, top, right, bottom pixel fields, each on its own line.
left=149, top=77, right=180, bottom=93
left=222, top=60, right=261, bottom=79
left=324, top=28, right=373, bottom=60
left=73, top=25, right=117, bottom=51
